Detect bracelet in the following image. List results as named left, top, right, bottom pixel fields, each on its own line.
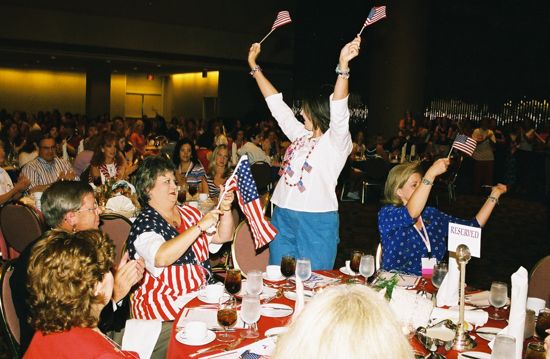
left=249, top=65, right=262, bottom=77
left=335, top=64, right=350, bottom=79
left=421, top=177, right=433, bottom=186
left=487, top=196, right=499, bottom=204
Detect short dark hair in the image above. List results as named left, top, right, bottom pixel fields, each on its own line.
left=133, top=156, right=175, bottom=206
left=301, top=86, right=332, bottom=134
left=41, top=181, right=94, bottom=228
left=245, top=127, right=262, bottom=142
left=172, top=138, right=198, bottom=167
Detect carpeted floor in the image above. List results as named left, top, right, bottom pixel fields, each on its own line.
left=1, top=191, right=548, bottom=358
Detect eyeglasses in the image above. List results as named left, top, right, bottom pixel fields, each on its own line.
left=76, top=203, right=100, bottom=213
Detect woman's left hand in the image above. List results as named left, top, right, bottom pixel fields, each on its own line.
left=219, top=186, right=234, bottom=212
left=490, top=183, right=507, bottom=198
left=339, top=36, right=362, bottom=67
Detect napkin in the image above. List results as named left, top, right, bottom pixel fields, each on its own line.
left=436, top=257, right=460, bottom=307
left=390, top=287, right=433, bottom=330
left=105, top=195, right=136, bottom=217
left=121, top=319, right=162, bottom=359
left=502, top=266, right=528, bottom=359
left=292, top=275, right=305, bottom=320
left=430, top=307, right=488, bottom=327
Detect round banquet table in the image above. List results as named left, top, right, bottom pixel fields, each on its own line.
left=166, top=270, right=527, bottom=359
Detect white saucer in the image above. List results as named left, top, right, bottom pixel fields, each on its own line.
left=283, top=290, right=314, bottom=301
left=175, top=329, right=216, bottom=346
left=198, top=294, right=222, bottom=304
left=261, top=303, right=294, bottom=318
left=458, top=351, right=490, bottom=359
left=475, top=326, right=501, bottom=341
left=262, top=272, right=285, bottom=282
left=339, top=267, right=355, bottom=276
left=265, top=326, right=288, bottom=337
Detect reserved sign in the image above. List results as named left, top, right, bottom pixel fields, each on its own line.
left=448, top=223, right=481, bottom=257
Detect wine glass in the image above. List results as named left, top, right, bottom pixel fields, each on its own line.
left=535, top=308, right=550, bottom=340
left=525, top=341, right=546, bottom=359
left=245, top=270, right=263, bottom=296
left=177, top=183, right=188, bottom=204
left=431, top=262, right=448, bottom=289
left=359, top=254, right=375, bottom=284
left=240, top=294, right=261, bottom=339
left=280, top=255, right=296, bottom=289
left=217, top=295, right=238, bottom=342
left=491, top=334, right=516, bottom=359
left=224, top=269, right=242, bottom=297
left=489, top=281, right=508, bottom=320
left=349, top=250, right=363, bottom=282
left=295, top=258, right=312, bottom=283
left=188, top=184, right=198, bottom=199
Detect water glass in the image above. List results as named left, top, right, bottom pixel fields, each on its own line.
left=359, top=254, right=375, bottom=284
left=240, top=294, right=261, bottom=338
left=246, top=270, right=263, bottom=295
left=489, top=281, right=508, bottom=320
left=491, top=334, right=516, bottom=359
left=536, top=308, right=550, bottom=340
left=280, top=255, right=296, bottom=289
left=224, top=269, right=242, bottom=296
left=217, top=295, right=237, bottom=342
left=525, top=341, right=546, bottom=359
left=295, top=258, right=312, bottom=282
left=431, top=262, right=448, bottom=289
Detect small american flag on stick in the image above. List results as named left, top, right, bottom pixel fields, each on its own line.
left=259, top=11, right=292, bottom=44
left=358, top=6, right=387, bottom=36
left=449, top=134, right=477, bottom=157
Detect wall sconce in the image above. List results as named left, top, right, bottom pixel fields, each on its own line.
left=147, top=73, right=154, bottom=81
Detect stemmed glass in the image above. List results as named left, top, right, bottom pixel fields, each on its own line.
left=431, top=262, right=448, bottom=290
left=349, top=250, right=364, bottom=282
left=295, top=258, right=312, bottom=282
left=359, top=254, right=375, bottom=284
left=177, top=183, right=188, bottom=204
left=535, top=308, right=550, bottom=341
left=245, top=270, right=263, bottom=296
left=489, top=281, right=508, bottom=320
left=491, top=334, right=516, bottom=359
left=217, top=295, right=238, bottom=342
left=280, top=255, right=296, bottom=289
left=224, top=269, right=242, bottom=298
left=240, top=294, right=261, bottom=339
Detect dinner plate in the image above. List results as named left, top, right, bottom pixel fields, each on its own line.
left=475, top=326, right=501, bottom=341
left=262, top=272, right=285, bottom=282
left=261, top=303, right=293, bottom=318
left=175, top=329, right=216, bottom=346
left=235, top=285, right=277, bottom=300
left=265, top=326, right=288, bottom=338
left=283, top=290, right=314, bottom=301
left=458, top=351, right=491, bottom=359
left=197, top=294, right=222, bottom=304
left=339, top=267, right=355, bottom=276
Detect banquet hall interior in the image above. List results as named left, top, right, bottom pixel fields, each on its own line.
left=0, top=0, right=549, bottom=358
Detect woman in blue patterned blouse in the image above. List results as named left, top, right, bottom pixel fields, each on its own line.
left=378, top=158, right=507, bottom=275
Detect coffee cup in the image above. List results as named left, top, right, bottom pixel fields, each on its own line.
left=198, top=193, right=208, bottom=202
left=184, top=321, right=207, bottom=342
left=527, top=297, right=546, bottom=314
left=265, top=265, right=282, bottom=280
left=200, top=284, right=224, bottom=301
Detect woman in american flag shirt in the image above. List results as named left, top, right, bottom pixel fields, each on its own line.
left=127, top=156, right=235, bottom=321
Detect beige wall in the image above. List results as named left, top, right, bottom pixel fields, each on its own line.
left=0, top=68, right=86, bottom=113
left=170, top=71, right=219, bottom=120
left=110, top=74, right=126, bottom=119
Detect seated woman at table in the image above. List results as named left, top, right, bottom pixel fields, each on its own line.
left=378, top=158, right=508, bottom=275
left=205, top=144, right=232, bottom=199
left=172, top=138, right=208, bottom=195
left=90, top=132, right=136, bottom=184
left=25, top=229, right=139, bottom=358
left=272, top=285, right=414, bottom=359
left=0, top=140, right=30, bottom=204
left=127, top=156, right=234, bottom=322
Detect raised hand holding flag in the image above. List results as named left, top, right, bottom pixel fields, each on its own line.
left=259, top=11, right=292, bottom=44
left=448, top=134, right=477, bottom=158
left=358, top=6, right=387, bottom=36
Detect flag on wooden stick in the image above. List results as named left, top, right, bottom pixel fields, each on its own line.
left=358, top=6, right=387, bottom=36
left=259, top=11, right=292, bottom=44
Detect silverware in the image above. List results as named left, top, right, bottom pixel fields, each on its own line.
left=475, top=331, right=497, bottom=335
left=189, top=344, right=227, bottom=358
left=460, top=354, right=484, bottom=359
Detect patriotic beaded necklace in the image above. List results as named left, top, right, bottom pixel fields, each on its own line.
left=279, top=134, right=319, bottom=192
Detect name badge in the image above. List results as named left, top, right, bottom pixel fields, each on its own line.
left=421, top=257, right=437, bottom=277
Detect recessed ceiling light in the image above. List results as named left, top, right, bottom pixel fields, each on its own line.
left=106, top=60, right=111, bottom=63
left=50, top=56, right=56, bottom=60
left=156, top=64, right=162, bottom=68
left=35, top=60, right=40, bottom=63
left=133, top=66, right=138, bottom=70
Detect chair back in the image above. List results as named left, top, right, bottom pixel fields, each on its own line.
left=364, top=158, right=389, bottom=183
left=529, top=255, right=550, bottom=303
left=0, top=261, right=20, bottom=357
left=231, top=221, right=270, bottom=277
left=99, top=213, right=132, bottom=265
left=0, top=203, right=45, bottom=253
left=250, top=162, right=272, bottom=193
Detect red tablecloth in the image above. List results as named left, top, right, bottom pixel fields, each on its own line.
left=166, top=270, right=516, bottom=359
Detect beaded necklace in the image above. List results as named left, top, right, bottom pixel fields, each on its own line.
left=279, top=134, right=319, bottom=192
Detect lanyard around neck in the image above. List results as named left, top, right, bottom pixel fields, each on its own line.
left=414, top=216, right=431, bottom=256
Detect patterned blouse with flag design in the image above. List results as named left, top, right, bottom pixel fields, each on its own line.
left=126, top=204, right=212, bottom=321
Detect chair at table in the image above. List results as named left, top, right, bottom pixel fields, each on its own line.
left=0, top=261, right=20, bottom=358
left=99, top=213, right=132, bottom=265
left=0, top=202, right=46, bottom=253
left=528, top=255, right=550, bottom=303
left=361, top=158, right=389, bottom=204
left=433, top=155, right=463, bottom=206
left=231, top=221, right=270, bottom=277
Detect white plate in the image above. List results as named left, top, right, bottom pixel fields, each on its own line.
left=283, top=290, right=314, bottom=301
left=198, top=294, right=223, bottom=304
left=175, top=329, right=216, bottom=346
left=236, top=285, right=277, bottom=299
left=262, top=272, right=285, bottom=282
left=261, top=303, right=293, bottom=318
left=265, top=326, right=288, bottom=337
left=339, top=267, right=355, bottom=276
left=475, top=326, right=501, bottom=341
left=458, top=351, right=491, bottom=359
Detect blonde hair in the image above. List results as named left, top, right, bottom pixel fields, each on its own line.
left=271, top=285, right=414, bottom=359
left=383, top=161, right=423, bottom=205
left=208, top=144, right=231, bottom=178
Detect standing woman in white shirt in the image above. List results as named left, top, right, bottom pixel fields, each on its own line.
left=247, top=36, right=361, bottom=270
left=0, top=140, right=30, bottom=204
